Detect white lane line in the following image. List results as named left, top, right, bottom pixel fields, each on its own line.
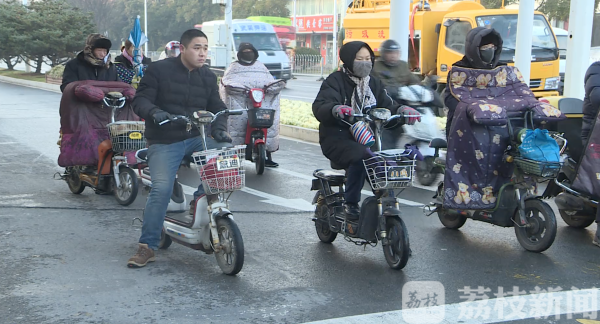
left=281, top=95, right=313, bottom=101
left=302, top=288, right=600, bottom=324
left=179, top=183, right=313, bottom=212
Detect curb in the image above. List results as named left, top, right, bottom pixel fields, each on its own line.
left=0, top=75, right=321, bottom=143
left=280, top=125, right=319, bottom=143
left=0, top=75, right=61, bottom=93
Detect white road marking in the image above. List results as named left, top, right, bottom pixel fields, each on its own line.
left=179, top=183, right=314, bottom=212
left=281, top=95, right=313, bottom=101
left=302, top=288, right=600, bottom=324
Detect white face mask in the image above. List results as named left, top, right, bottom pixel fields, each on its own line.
left=103, top=54, right=109, bottom=64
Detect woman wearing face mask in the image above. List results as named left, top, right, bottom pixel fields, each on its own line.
left=444, top=27, right=504, bottom=137
left=114, top=40, right=152, bottom=87
left=312, top=41, right=420, bottom=221
left=220, top=42, right=284, bottom=167
left=61, top=34, right=119, bottom=92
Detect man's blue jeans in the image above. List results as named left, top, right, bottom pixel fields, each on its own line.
left=139, top=136, right=232, bottom=250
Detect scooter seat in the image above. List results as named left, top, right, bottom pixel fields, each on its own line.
left=430, top=138, right=447, bottom=149
left=314, top=169, right=346, bottom=185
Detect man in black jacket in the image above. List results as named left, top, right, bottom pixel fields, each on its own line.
left=61, top=34, right=119, bottom=92
left=127, top=29, right=233, bottom=268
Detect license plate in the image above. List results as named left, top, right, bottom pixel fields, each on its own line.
left=388, top=167, right=410, bottom=180
left=216, top=157, right=240, bottom=171
left=257, top=112, right=271, bottom=120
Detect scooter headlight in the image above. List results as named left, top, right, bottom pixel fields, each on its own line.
left=250, top=89, right=264, bottom=103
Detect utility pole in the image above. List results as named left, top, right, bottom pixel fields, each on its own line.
left=144, top=0, right=148, bottom=56
left=389, top=0, right=410, bottom=62
left=225, top=0, right=233, bottom=67
left=333, top=0, right=338, bottom=69
left=564, top=0, right=594, bottom=99
left=514, top=0, right=534, bottom=85
left=23, top=0, right=30, bottom=73
left=293, top=0, right=297, bottom=32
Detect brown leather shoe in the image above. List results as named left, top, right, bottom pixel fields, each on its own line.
left=127, top=243, right=155, bottom=268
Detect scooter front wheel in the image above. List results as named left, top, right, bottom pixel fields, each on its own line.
left=214, top=217, right=244, bottom=275
left=113, top=167, right=139, bottom=206
left=255, top=143, right=266, bottom=175
left=514, top=199, right=557, bottom=253
left=158, top=228, right=172, bottom=249
left=382, top=216, right=410, bottom=270
left=416, top=157, right=438, bottom=186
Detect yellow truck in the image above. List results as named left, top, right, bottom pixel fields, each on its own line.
left=343, top=0, right=561, bottom=102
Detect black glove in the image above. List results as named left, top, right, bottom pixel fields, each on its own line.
left=152, top=110, right=174, bottom=124
left=212, top=130, right=233, bottom=143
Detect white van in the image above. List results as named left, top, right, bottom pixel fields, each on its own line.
left=552, top=27, right=568, bottom=94
left=202, top=19, right=292, bottom=81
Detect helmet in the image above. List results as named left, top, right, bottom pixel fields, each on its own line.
left=165, top=41, right=180, bottom=57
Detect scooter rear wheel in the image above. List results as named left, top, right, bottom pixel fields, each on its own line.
left=158, top=228, right=172, bottom=249
left=214, top=217, right=244, bottom=275
left=113, top=167, right=139, bottom=206
left=438, top=209, right=467, bottom=229
left=66, top=167, right=85, bottom=194
left=559, top=209, right=595, bottom=228
left=514, top=199, right=557, bottom=253
left=255, top=143, right=266, bottom=175
left=382, top=216, right=410, bottom=270
left=315, top=203, right=337, bottom=243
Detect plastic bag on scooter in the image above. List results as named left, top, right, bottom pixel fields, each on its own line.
left=518, top=129, right=560, bottom=162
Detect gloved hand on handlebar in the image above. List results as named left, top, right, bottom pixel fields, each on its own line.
left=332, top=105, right=354, bottom=119
left=212, top=130, right=233, bottom=143
left=397, top=106, right=421, bottom=125
left=152, top=110, right=174, bottom=124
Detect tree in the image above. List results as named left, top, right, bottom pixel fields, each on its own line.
left=0, top=0, right=27, bottom=70
left=232, top=0, right=290, bottom=19
left=537, top=0, right=600, bottom=23
left=480, top=0, right=517, bottom=9
left=65, top=0, right=114, bottom=36
left=21, top=0, right=95, bottom=73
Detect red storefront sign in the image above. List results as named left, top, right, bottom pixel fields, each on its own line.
left=294, top=15, right=335, bottom=33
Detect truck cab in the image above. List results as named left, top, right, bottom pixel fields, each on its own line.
left=201, top=19, right=292, bottom=80
left=438, top=9, right=561, bottom=98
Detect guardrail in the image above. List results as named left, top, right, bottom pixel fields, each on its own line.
left=290, top=54, right=335, bottom=77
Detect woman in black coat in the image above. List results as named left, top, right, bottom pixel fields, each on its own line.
left=312, top=41, right=419, bottom=220
left=61, top=34, right=119, bottom=92
left=582, top=61, right=600, bottom=247
left=114, top=40, right=152, bottom=86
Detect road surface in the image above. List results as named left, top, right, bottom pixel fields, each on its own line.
left=1, top=82, right=599, bottom=324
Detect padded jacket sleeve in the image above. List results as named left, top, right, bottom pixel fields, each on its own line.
left=207, top=72, right=228, bottom=135
left=132, top=62, right=161, bottom=120
left=312, top=73, right=346, bottom=125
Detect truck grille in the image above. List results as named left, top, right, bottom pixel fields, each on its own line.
left=529, top=79, right=542, bottom=89
left=264, top=63, right=281, bottom=71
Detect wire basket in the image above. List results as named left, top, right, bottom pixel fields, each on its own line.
left=514, top=157, right=562, bottom=178
left=107, top=121, right=146, bottom=153
left=363, top=149, right=416, bottom=190
left=248, top=108, right=275, bottom=128
left=192, top=145, right=246, bottom=194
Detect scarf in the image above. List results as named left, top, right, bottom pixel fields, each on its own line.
left=83, top=46, right=109, bottom=68
left=344, top=67, right=377, bottom=114
left=123, top=48, right=144, bottom=66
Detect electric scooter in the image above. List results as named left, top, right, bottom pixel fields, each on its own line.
left=59, top=92, right=144, bottom=206
left=311, top=108, right=419, bottom=270
left=425, top=110, right=566, bottom=252
left=145, top=109, right=247, bottom=275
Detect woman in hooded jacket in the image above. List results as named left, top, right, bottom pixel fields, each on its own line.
left=312, top=41, right=419, bottom=220
left=444, top=27, right=504, bottom=137
left=220, top=43, right=283, bottom=167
